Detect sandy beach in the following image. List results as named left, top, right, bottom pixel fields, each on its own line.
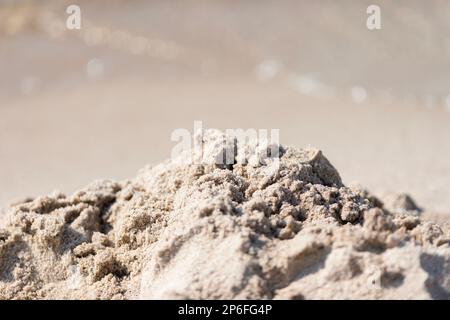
left=0, top=0, right=449, bottom=299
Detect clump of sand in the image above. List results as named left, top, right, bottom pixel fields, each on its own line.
left=0, top=130, right=449, bottom=299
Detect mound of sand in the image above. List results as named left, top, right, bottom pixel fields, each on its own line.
left=0, top=130, right=449, bottom=299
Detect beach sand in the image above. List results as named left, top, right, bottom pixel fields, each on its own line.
left=0, top=0, right=449, bottom=299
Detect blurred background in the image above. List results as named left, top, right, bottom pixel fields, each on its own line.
left=1, top=0, right=450, bottom=220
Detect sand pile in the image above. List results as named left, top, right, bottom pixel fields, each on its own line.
left=0, top=130, right=449, bottom=299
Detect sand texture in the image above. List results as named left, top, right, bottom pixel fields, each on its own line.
left=0, top=131, right=449, bottom=299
